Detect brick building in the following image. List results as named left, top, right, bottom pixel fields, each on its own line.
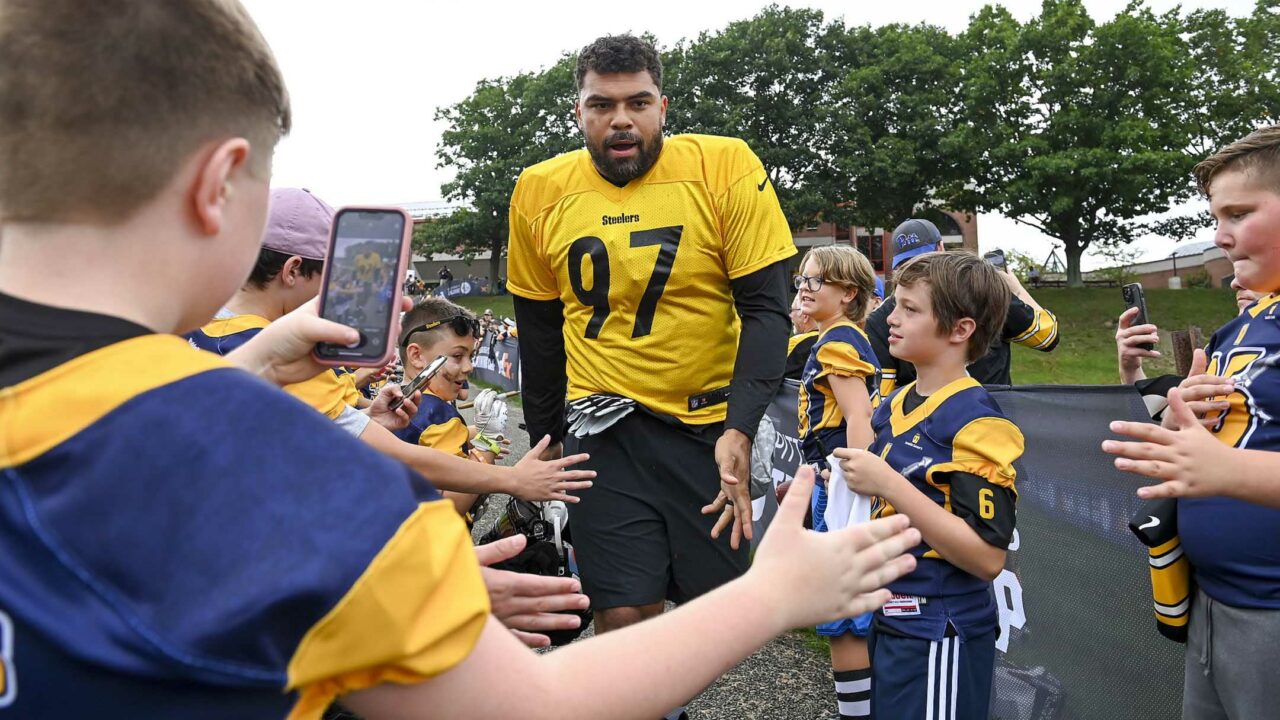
left=790, top=209, right=979, bottom=277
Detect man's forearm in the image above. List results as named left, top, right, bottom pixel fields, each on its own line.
left=724, top=261, right=791, bottom=437
left=513, top=296, right=569, bottom=444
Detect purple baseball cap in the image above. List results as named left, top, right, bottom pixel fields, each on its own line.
left=261, top=188, right=334, bottom=261
left=889, top=218, right=943, bottom=269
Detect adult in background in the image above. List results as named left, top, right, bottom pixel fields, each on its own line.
left=438, top=264, right=453, bottom=293
left=507, top=35, right=794, bottom=712
left=865, top=218, right=1061, bottom=396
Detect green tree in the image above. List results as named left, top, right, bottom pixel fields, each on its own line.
left=663, top=6, right=832, bottom=226
left=818, top=20, right=967, bottom=230
left=426, top=57, right=579, bottom=282
left=958, top=0, right=1198, bottom=286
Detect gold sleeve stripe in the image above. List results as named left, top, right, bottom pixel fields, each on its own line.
left=941, top=416, right=1025, bottom=489
left=417, top=418, right=471, bottom=458
left=199, top=313, right=271, bottom=338
left=879, top=369, right=897, bottom=400
left=284, top=372, right=350, bottom=421
left=286, top=500, right=490, bottom=719
left=0, top=335, right=230, bottom=469
left=1010, top=309, right=1059, bottom=350
left=815, top=342, right=876, bottom=380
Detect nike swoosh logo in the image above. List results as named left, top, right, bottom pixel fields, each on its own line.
left=1138, top=516, right=1160, bottom=530
left=757, top=176, right=769, bottom=192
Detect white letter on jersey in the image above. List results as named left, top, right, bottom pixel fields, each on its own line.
left=994, top=569, right=1026, bottom=653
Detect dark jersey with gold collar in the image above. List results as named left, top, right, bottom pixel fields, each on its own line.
left=0, top=329, right=488, bottom=718
left=797, top=319, right=879, bottom=464
left=869, top=377, right=1023, bottom=640
left=186, top=312, right=351, bottom=421
left=507, top=134, right=795, bottom=423
left=394, top=389, right=472, bottom=457
left=1180, top=293, right=1280, bottom=609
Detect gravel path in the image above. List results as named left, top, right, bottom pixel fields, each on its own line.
left=463, top=401, right=840, bottom=720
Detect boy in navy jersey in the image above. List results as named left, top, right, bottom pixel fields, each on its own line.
left=1105, top=124, right=1280, bottom=718
left=837, top=252, right=1022, bottom=720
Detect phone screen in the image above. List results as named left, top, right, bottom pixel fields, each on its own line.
left=315, top=209, right=406, bottom=362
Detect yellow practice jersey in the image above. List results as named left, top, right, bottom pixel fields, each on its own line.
left=507, top=134, right=795, bottom=423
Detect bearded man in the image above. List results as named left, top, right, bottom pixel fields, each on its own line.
left=506, top=33, right=795, bottom=685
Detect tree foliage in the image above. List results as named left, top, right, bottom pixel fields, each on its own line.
left=428, top=1, right=1280, bottom=287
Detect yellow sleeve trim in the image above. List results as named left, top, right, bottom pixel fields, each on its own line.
left=814, top=341, right=876, bottom=381
left=1010, top=308, right=1059, bottom=350
left=417, top=417, right=471, bottom=458
left=287, top=500, right=490, bottom=719
left=284, top=371, right=350, bottom=421
left=0, top=335, right=231, bottom=469
left=926, top=416, right=1024, bottom=490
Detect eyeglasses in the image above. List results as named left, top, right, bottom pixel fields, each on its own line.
left=400, top=315, right=481, bottom=349
left=793, top=275, right=829, bottom=292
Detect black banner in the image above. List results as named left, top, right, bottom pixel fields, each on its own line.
left=472, top=331, right=520, bottom=392
left=753, top=381, right=1183, bottom=720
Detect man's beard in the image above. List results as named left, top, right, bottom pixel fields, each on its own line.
left=586, top=129, right=664, bottom=186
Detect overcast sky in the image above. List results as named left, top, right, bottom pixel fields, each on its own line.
left=241, top=0, right=1258, bottom=268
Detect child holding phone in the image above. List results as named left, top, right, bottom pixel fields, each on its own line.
left=396, top=298, right=506, bottom=520
left=794, top=245, right=882, bottom=720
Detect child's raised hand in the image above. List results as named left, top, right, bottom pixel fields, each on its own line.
left=1103, top=387, right=1234, bottom=500
left=747, top=465, right=919, bottom=630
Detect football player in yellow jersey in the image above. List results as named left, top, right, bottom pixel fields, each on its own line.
left=507, top=35, right=796, bottom=665
left=0, top=5, right=923, bottom=718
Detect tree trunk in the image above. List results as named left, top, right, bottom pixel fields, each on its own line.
left=1064, top=238, right=1085, bottom=288
left=490, top=232, right=503, bottom=294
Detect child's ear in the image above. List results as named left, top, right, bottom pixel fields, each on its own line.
left=190, top=137, right=251, bottom=237
left=950, top=317, right=977, bottom=345
left=281, top=256, right=303, bottom=286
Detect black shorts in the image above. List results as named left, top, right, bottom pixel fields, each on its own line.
left=565, top=407, right=750, bottom=609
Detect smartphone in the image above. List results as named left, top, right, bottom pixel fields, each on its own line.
left=389, top=354, right=447, bottom=411
left=1122, top=282, right=1154, bottom=351
left=983, top=249, right=1007, bottom=270
left=313, top=207, right=412, bottom=367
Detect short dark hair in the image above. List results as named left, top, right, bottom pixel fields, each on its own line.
left=575, top=35, right=662, bottom=91
left=1193, top=124, right=1280, bottom=197
left=894, top=252, right=1010, bottom=363
left=244, top=248, right=324, bottom=290
left=400, top=297, right=474, bottom=352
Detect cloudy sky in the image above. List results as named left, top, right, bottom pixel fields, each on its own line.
left=241, top=0, right=1258, bottom=268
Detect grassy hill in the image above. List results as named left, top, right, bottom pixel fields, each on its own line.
left=452, top=288, right=1240, bottom=386
left=1011, top=287, right=1237, bottom=385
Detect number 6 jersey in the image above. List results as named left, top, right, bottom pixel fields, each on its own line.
left=507, top=134, right=794, bottom=424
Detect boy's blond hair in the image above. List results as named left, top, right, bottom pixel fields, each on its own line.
left=894, top=251, right=1010, bottom=363
left=799, top=245, right=878, bottom=322
left=0, top=0, right=291, bottom=223
left=1194, top=124, right=1280, bottom=197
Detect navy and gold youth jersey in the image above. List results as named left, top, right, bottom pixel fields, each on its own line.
left=394, top=389, right=472, bottom=457
left=1179, top=293, right=1280, bottom=609
left=796, top=319, right=880, bottom=464
left=186, top=313, right=351, bottom=420
left=507, top=134, right=795, bottom=424
left=869, top=377, right=1023, bottom=640
left=0, top=335, right=489, bottom=718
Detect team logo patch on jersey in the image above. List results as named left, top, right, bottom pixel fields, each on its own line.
left=0, top=610, right=16, bottom=708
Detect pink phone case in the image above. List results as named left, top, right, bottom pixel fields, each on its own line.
left=311, top=206, right=412, bottom=368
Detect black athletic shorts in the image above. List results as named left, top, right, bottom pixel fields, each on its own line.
left=565, top=406, right=750, bottom=609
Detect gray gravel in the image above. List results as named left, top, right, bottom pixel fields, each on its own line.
left=463, top=401, right=840, bottom=720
